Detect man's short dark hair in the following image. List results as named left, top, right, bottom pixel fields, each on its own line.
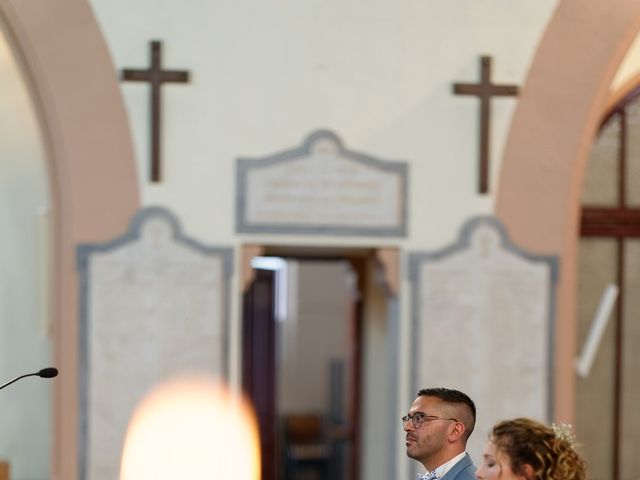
left=417, top=387, right=476, bottom=440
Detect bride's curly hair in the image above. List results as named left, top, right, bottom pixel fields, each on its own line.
left=491, top=418, right=587, bottom=480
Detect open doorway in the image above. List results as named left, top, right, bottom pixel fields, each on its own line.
left=242, top=247, right=384, bottom=480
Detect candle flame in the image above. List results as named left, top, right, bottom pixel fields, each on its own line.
left=120, top=376, right=260, bottom=480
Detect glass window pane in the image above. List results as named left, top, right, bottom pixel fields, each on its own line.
left=621, top=239, right=640, bottom=478
left=625, top=96, right=640, bottom=206
left=582, top=115, right=620, bottom=206
left=576, top=238, right=617, bottom=480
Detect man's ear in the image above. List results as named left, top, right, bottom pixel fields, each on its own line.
left=448, top=421, right=465, bottom=442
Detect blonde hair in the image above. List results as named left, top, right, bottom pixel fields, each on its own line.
left=491, top=418, right=587, bottom=480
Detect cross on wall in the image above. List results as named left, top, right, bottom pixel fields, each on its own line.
left=122, top=40, right=190, bottom=183
left=453, top=56, right=519, bottom=194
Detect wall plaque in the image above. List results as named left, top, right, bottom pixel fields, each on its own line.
left=76, top=207, right=232, bottom=480
left=408, top=216, right=558, bottom=462
left=236, top=130, right=408, bottom=236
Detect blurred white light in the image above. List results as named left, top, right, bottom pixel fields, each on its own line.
left=120, top=376, right=260, bottom=480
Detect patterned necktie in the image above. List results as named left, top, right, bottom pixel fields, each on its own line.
left=417, top=472, right=438, bottom=480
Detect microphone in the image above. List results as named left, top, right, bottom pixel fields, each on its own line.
left=38, top=367, right=58, bottom=378
left=0, top=367, right=59, bottom=391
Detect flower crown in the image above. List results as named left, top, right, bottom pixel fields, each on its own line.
left=551, top=422, right=577, bottom=449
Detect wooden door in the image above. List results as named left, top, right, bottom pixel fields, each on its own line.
left=242, top=268, right=277, bottom=480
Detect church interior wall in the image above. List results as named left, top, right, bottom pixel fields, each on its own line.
left=277, top=260, right=353, bottom=414
left=88, top=0, right=558, bottom=249
left=0, top=22, right=52, bottom=480
left=496, top=0, right=640, bottom=422
left=0, top=0, right=140, bottom=478
left=81, top=6, right=562, bottom=475
left=5, top=0, right=640, bottom=478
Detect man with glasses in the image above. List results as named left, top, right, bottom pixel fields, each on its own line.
left=403, top=387, right=476, bottom=480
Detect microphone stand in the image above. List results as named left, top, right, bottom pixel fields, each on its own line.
left=0, top=368, right=58, bottom=391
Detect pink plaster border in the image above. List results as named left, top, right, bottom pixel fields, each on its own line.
left=496, top=0, right=640, bottom=422
left=0, top=0, right=139, bottom=478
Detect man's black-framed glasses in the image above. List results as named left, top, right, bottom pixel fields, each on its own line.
left=401, top=412, right=458, bottom=429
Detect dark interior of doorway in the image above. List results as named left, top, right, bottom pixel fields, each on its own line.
left=242, top=247, right=369, bottom=480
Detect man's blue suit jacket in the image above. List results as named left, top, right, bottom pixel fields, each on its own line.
left=440, top=453, right=476, bottom=480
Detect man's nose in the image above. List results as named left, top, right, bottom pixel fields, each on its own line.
left=403, top=420, right=414, bottom=432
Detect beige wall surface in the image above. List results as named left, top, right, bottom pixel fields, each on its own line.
left=0, top=20, right=52, bottom=480
left=0, top=1, right=139, bottom=478
left=5, top=0, right=640, bottom=478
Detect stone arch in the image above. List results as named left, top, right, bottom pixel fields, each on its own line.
left=0, top=0, right=139, bottom=478
left=496, top=0, right=640, bottom=421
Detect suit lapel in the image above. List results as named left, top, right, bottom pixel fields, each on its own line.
left=439, top=453, right=473, bottom=480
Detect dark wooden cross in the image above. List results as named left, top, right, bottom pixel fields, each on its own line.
left=122, top=40, right=190, bottom=182
left=453, top=56, right=519, bottom=194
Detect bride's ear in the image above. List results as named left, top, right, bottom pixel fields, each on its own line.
left=521, top=464, right=534, bottom=480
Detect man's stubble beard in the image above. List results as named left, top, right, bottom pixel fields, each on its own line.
left=406, top=431, right=446, bottom=465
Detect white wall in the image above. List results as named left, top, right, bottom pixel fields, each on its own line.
left=0, top=25, right=52, bottom=480
left=86, top=1, right=563, bottom=478
left=89, top=0, right=558, bottom=248
left=277, top=260, right=352, bottom=414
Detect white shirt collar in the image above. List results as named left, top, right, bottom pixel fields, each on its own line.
left=431, top=451, right=467, bottom=478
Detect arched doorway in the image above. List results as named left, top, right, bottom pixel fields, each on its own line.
left=0, top=1, right=139, bottom=478
left=496, top=0, right=640, bottom=423
left=0, top=21, right=53, bottom=480
left=577, top=83, right=640, bottom=480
